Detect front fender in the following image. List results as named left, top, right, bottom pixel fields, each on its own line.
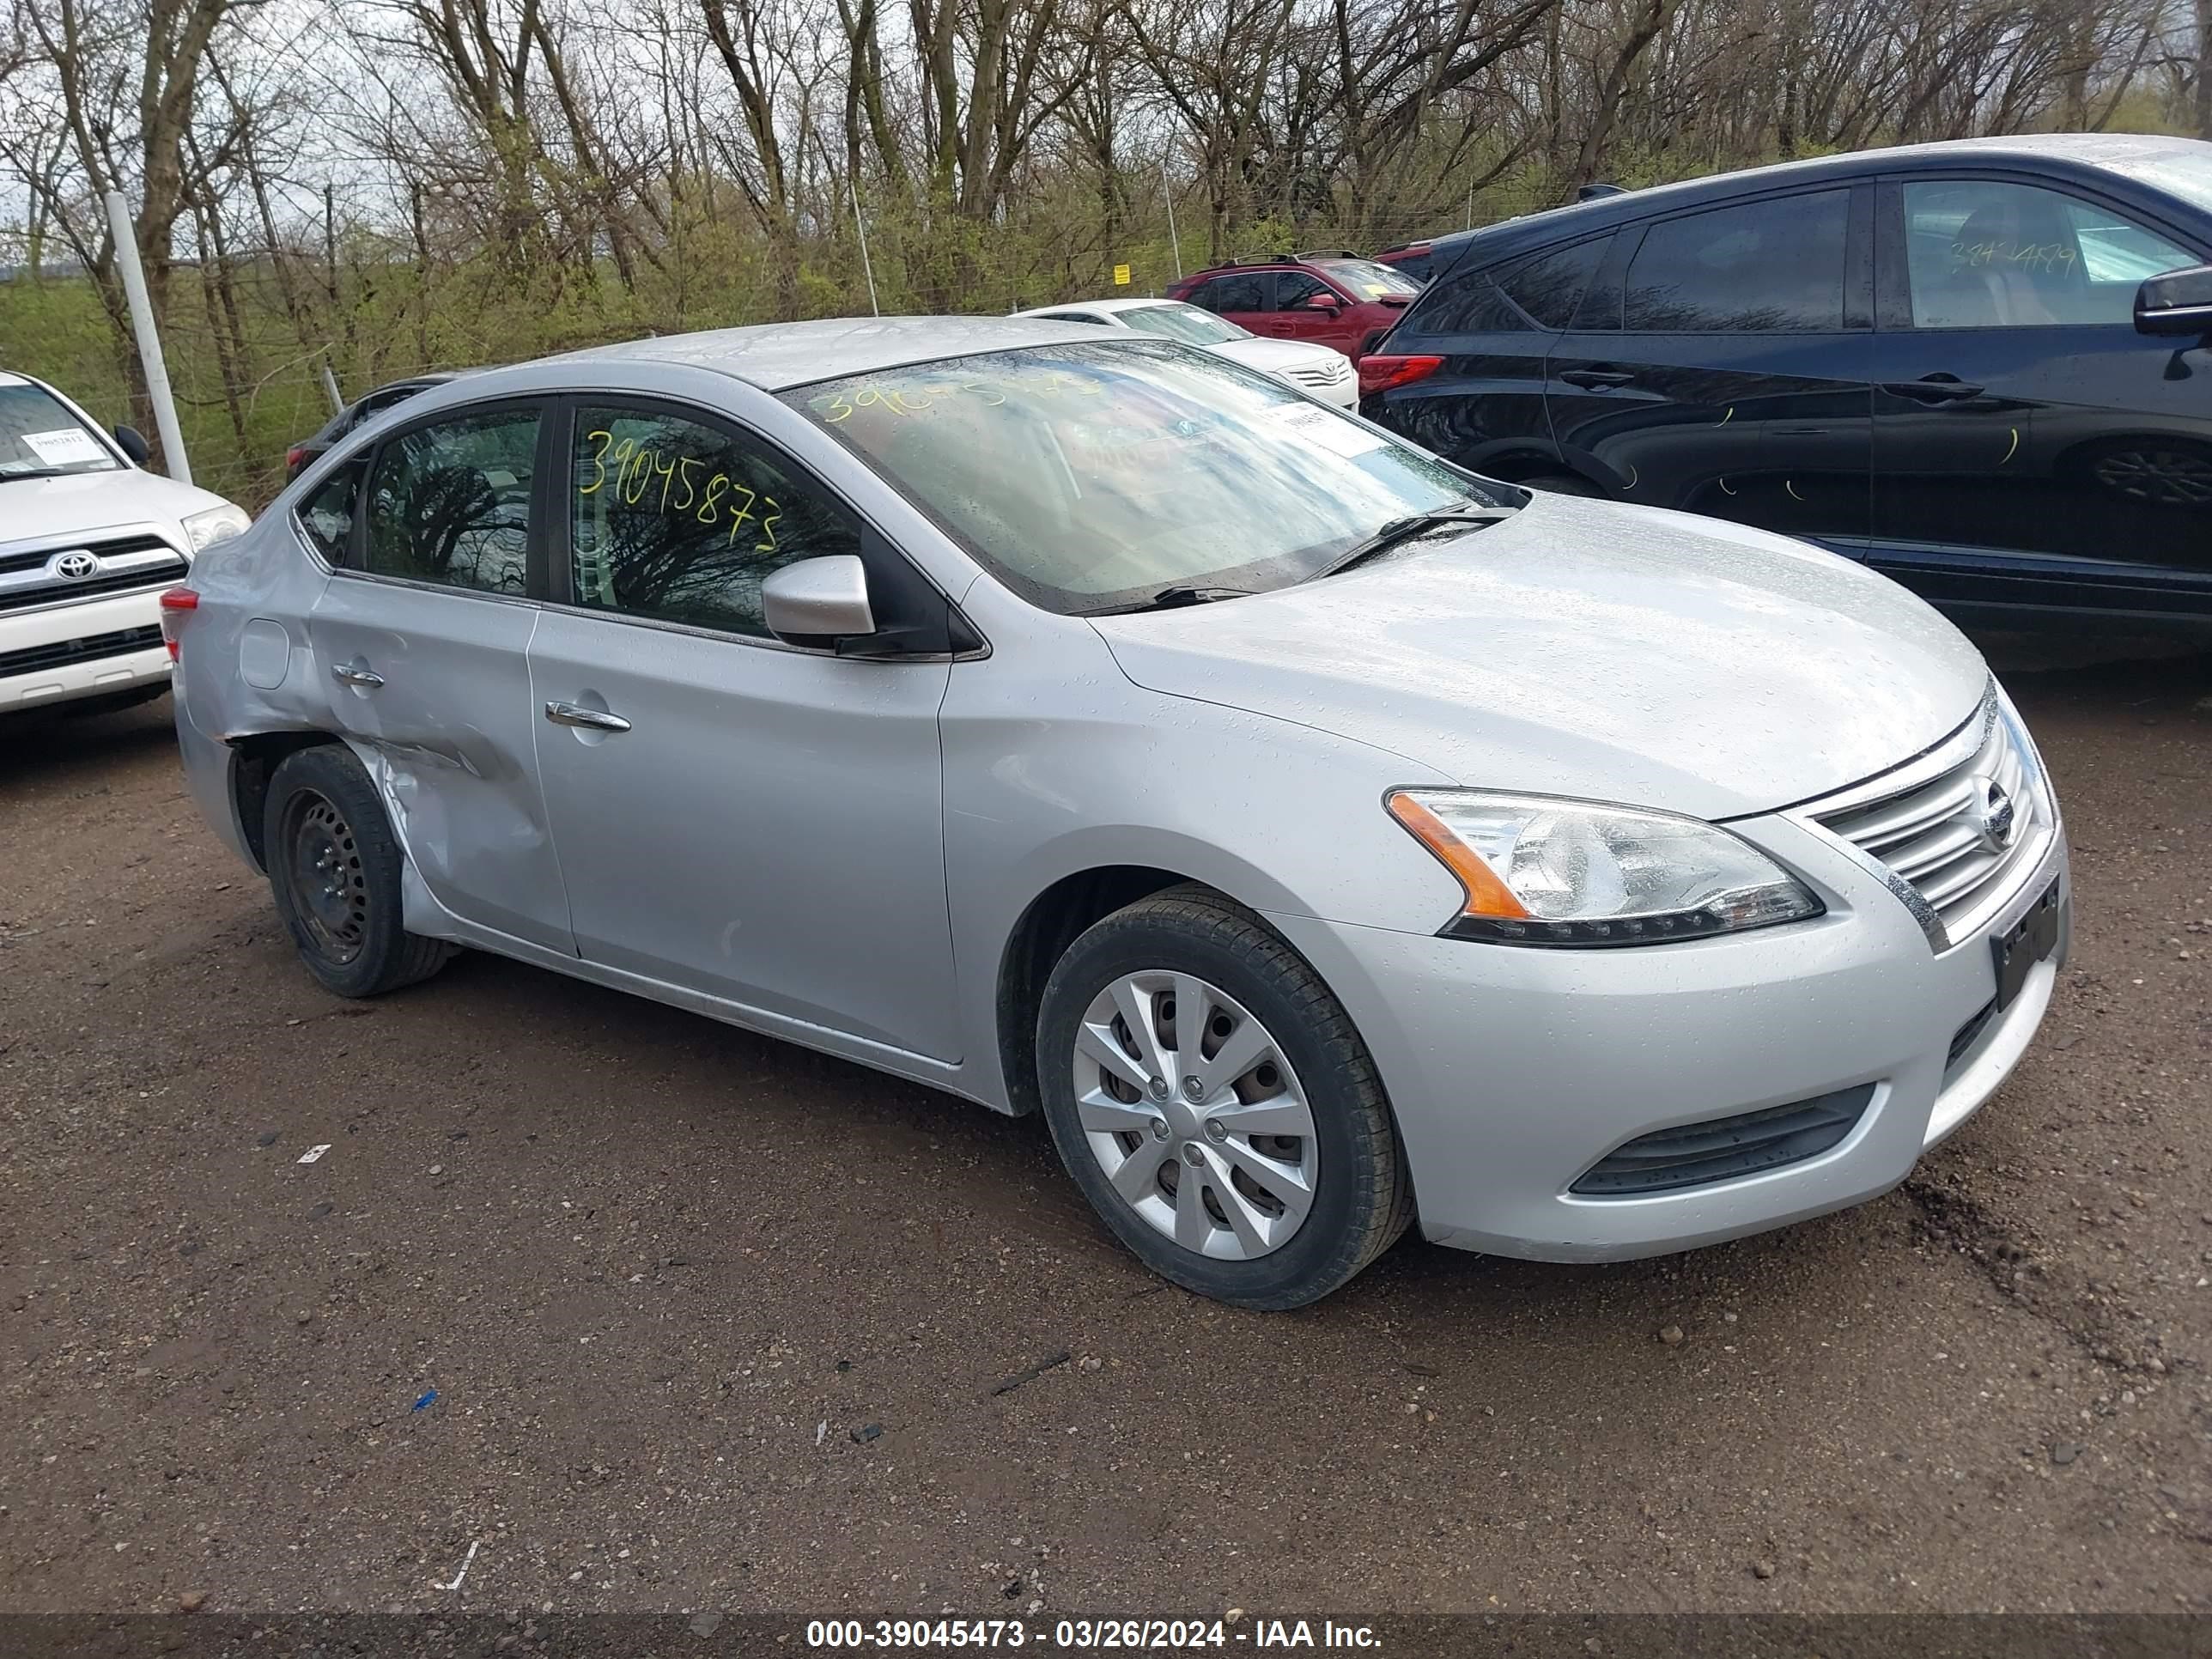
left=938, top=621, right=1463, bottom=1112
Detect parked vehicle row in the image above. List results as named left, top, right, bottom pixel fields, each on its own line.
left=45, top=134, right=2197, bottom=1310
left=1358, top=135, right=2212, bottom=630
left=1166, top=252, right=1423, bottom=362
left=1009, top=297, right=1358, bottom=407
left=167, top=314, right=2066, bottom=1309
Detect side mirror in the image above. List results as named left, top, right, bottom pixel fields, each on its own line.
left=1304, top=295, right=1342, bottom=316
left=113, top=424, right=151, bottom=465
left=2134, top=264, right=2212, bottom=337
left=761, top=555, right=875, bottom=647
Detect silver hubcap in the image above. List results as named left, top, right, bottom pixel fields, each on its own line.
left=1071, top=971, right=1317, bottom=1261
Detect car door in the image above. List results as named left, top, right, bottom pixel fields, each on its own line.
left=302, top=400, right=577, bottom=952
left=1189, top=272, right=1271, bottom=338
left=1547, top=185, right=1875, bottom=543
left=525, top=398, right=963, bottom=1060
left=1861, top=173, right=2212, bottom=621
left=1267, top=269, right=1362, bottom=356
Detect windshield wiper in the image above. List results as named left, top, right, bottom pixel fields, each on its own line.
left=0, top=467, right=76, bottom=483
left=1312, top=507, right=1513, bottom=580
left=1131, top=585, right=1259, bottom=611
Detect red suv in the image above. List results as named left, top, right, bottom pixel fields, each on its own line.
left=1165, top=252, right=1422, bottom=361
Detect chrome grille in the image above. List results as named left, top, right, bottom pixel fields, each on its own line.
left=1285, top=360, right=1351, bottom=387
left=0, top=532, right=188, bottom=615
left=1805, top=690, right=2053, bottom=950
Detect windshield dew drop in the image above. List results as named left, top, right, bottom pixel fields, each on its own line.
left=789, top=341, right=1500, bottom=614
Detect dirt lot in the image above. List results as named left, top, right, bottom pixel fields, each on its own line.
left=2, top=648, right=2209, bottom=1622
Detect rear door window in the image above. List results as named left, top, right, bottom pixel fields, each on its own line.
left=1193, top=273, right=1267, bottom=313
left=1624, top=190, right=1851, bottom=331
left=362, top=406, right=538, bottom=594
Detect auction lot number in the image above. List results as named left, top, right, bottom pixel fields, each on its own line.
left=807, top=1620, right=1231, bottom=1648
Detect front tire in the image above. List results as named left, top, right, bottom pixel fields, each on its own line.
left=1036, top=884, right=1412, bottom=1309
left=263, top=744, right=453, bottom=998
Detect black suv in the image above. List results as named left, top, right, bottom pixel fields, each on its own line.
left=1362, top=136, right=2212, bottom=629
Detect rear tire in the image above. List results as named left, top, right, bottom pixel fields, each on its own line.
left=1521, top=472, right=1606, bottom=498
left=263, top=744, right=453, bottom=998
left=1036, top=884, right=1413, bottom=1309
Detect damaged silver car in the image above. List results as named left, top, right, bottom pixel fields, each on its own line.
left=170, top=318, right=2067, bottom=1308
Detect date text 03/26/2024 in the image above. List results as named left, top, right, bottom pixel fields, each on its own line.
left=805, top=1619, right=1382, bottom=1649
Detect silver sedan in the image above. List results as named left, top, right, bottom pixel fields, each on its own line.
left=167, top=318, right=2068, bottom=1308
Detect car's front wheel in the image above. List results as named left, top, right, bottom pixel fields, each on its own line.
left=1036, top=884, right=1413, bottom=1308
left=263, top=744, right=453, bottom=998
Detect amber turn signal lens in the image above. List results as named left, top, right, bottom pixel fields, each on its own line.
left=1386, top=793, right=1531, bottom=919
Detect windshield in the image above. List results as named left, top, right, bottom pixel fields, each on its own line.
left=1316, top=259, right=1422, bottom=300
left=787, top=341, right=1503, bottom=614
left=2100, top=148, right=2212, bottom=222
left=0, top=383, right=120, bottom=479
left=1117, top=304, right=1251, bottom=345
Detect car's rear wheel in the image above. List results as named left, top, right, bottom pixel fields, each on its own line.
left=2079, top=441, right=2212, bottom=507
left=264, top=744, right=453, bottom=998
left=1036, top=884, right=1412, bottom=1308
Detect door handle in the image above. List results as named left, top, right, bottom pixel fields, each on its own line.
left=544, top=700, right=632, bottom=734
left=1559, top=368, right=1635, bottom=390
left=1881, top=376, right=1985, bottom=403
left=331, top=664, right=385, bottom=689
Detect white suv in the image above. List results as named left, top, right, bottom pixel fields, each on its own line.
left=2, top=371, right=250, bottom=717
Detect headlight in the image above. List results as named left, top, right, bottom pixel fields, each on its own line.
left=181, top=502, right=252, bottom=552
left=1386, top=789, right=1824, bottom=945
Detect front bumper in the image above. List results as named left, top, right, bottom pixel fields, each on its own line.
left=1268, top=817, right=2067, bottom=1262
left=0, top=590, right=173, bottom=711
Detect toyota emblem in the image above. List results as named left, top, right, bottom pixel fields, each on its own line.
left=1970, top=775, right=2017, bottom=853
left=53, top=550, right=100, bottom=580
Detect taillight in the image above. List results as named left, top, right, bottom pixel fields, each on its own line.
left=159, top=587, right=198, bottom=660
left=286, top=447, right=307, bottom=471
left=1358, top=354, right=1443, bottom=398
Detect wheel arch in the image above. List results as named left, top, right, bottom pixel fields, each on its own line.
left=994, top=865, right=1198, bottom=1116
left=228, top=728, right=346, bottom=872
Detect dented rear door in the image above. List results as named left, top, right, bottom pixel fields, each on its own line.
left=306, top=398, right=576, bottom=953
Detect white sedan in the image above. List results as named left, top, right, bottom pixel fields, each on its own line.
left=1011, top=297, right=1358, bottom=408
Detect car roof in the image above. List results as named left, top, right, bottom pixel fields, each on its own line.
left=1419, top=134, right=2212, bottom=268
left=1182, top=252, right=1389, bottom=279
left=546, top=316, right=1115, bottom=393
left=1013, top=297, right=1189, bottom=318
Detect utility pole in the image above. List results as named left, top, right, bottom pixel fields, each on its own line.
left=849, top=174, right=880, bottom=317
left=102, top=190, right=191, bottom=484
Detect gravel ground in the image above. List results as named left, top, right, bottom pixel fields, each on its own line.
left=1, top=648, right=2208, bottom=1620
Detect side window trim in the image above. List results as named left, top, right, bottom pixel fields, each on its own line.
left=329, top=394, right=548, bottom=599
left=543, top=391, right=979, bottom=659
left=1874, top=178, right=1911, bottom=332
left=1845, top=181, right=1876, bottom=331
left=1574, top=228, right=1636, bottom=331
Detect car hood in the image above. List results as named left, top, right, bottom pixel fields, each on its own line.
left=1, top=466, right=235, bottom=545
left=1091, top=494, right=1990, bottom=821
left=1206, top=337, right=1340, bottom=374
